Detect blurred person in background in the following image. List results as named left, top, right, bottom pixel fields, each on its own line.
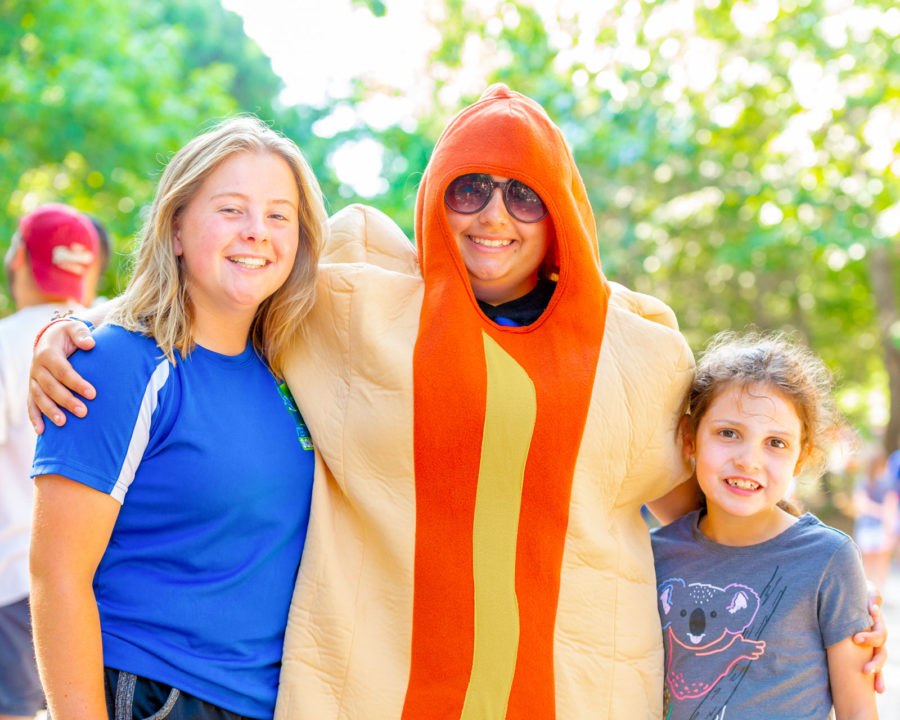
left=0, top=203, right=99, bottom=720
left=886, top=446, right=900, bottom=561
left=854, top=450, right=899, bottom=591
left=84, top=216, right=111, bottom=306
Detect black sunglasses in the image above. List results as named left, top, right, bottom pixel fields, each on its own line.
left=444, top=173, right=548, bottom=223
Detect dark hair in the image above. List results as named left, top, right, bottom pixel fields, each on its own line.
left=88, top=216, right=111, bottom=272
left=685, top=330, right=842, bottom=513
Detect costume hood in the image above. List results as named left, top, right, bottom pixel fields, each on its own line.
left=415, top=83, right=605, bottom=299
left=406, top=85, right=611, bottom=718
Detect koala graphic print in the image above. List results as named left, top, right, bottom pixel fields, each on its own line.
left=658, top=579, right=766, bottom=702
left=651, top=511, right=871, bottom=720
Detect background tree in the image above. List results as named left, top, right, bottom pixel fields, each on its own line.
left=2, top=0, right=899, bottom=455
left=353, top=0, right=900, bottom=450
left=0, top=0, right=346, bottom=304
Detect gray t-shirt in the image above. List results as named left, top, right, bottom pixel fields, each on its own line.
left=651, top=511, right=870, bottom=720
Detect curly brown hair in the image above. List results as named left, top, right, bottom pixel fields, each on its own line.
left=685, top=330, right=842, bottom=481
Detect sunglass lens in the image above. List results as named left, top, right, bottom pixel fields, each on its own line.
left=445, top=174, right=491, bottom=213
left=506, top=180, right=546, bottom=222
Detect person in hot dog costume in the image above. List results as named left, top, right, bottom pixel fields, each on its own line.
left=275, top=84, right=695, bottom=719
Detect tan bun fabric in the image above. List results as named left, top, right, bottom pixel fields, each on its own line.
left=276, top=201, right=693, bottom=719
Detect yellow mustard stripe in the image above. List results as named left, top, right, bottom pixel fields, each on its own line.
left=460, top=332, right=537, bottom=720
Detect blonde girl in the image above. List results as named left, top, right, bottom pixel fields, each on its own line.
left=652, top=331, right=877, bottom=719
left=29, top=116, right=326, bottom=720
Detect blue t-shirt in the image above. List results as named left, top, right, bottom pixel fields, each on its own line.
left=33, top=325, right=315, bottom=719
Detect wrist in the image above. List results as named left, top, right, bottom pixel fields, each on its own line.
left=33, top=312, right=93, bottom=351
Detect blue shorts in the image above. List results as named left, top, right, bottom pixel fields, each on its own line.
left=0, top=597, right=45, bottom=715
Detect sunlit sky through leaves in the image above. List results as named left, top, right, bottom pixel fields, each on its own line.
left=221, top=0, right=900, bottom=206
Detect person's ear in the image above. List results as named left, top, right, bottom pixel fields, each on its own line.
left=680, top=416, right=696, bottom=461
left=4, top=237, right=26, bottom=271
left=172, top=222, right=184, bottom=257
left=794, top=446, right=811, bottom=477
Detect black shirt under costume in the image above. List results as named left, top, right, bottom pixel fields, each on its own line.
left=477, top=278, right=557, bottom=327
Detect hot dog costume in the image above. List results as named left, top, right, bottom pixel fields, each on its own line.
left=276, top=85, right=694, bottom=719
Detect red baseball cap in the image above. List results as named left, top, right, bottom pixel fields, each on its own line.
left=18, top=204, right=100, bottom=305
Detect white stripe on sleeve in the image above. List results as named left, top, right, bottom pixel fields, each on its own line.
left=111, top=359, right=170, bottom=503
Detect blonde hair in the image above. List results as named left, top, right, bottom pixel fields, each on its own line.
left=108, top=116, right=326, bottom=376
left=685, top=330, right=841, bottom=480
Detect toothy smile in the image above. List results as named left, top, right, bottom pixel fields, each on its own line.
left=227, top=256, right=269, bottom=268
left=726, top=478, right=761, bottom=490
left=469, top=235, right=513, bottom=248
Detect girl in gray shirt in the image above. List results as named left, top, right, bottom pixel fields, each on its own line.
left=652, top=331, right=877, bottom=720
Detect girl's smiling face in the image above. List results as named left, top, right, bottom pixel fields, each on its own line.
left=445, top=175, right=554, bottom=306
left=686, top=382, right=807, bottom=540
left=174, top=150, right=300, bottom=344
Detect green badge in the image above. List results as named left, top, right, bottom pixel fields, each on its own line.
left=277, top=382, right=314, bottom=450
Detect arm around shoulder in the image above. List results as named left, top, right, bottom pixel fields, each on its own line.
left=28, top=299, right=124, bottom=432
left=646, top=476, right=703, bottom=524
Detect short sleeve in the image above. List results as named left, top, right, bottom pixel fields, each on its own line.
left=818, top=538, right=871, bottom=648
left=31, top=326, right=167, bottom=502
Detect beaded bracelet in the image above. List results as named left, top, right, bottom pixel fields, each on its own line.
left=33, top=310, right=86, bottom=351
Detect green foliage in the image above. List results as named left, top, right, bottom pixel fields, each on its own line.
left=350, top=0, right=387, bottom=17
left=3, top=0, right=900, bottom=446
left=357, top=0, right=900, bottom=440
left=1, top=0, right=254, bottom=306
left=0, top=0, right=349, bottom=311
left=0, top=0, right=384, bottom=313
